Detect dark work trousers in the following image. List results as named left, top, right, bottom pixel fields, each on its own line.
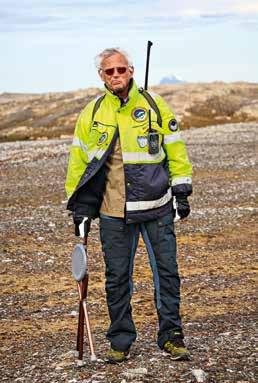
left=99, top=213, right=182, bottom=351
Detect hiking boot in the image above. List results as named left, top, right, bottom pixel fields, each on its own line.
left=163, top=335, right=190, bottom=360
left=105, top=348, right=130, bottom=363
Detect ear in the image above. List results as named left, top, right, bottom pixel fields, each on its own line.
left=129, top=66, right=134, bottom=77
left=98, top=69, right=105, bottom=82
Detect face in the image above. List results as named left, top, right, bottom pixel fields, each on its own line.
left=98, top=53, right=134, bottom=97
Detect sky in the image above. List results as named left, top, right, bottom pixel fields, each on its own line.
left=0, top=0, right=258, bottom=93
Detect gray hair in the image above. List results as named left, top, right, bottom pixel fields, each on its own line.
left=94, top=48, right=133, bottom=69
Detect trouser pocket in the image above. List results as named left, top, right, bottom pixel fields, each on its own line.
left=100, top=217, right=130, bottom=251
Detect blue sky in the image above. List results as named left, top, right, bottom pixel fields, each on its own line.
left=0, top=0, right=258, bottom=93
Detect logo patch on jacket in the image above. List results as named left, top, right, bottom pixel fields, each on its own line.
left=98, top=132, right=108, bottom=145
left=168, top=119, right=178, bottom=131
left=132, top=108, right=147, bottom=122
left=137, top=136, right=148, bottom=148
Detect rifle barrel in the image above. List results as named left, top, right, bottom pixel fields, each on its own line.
left=144, top=40, right=153, bottom=90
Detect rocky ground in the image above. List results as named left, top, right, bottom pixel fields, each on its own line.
left=0, top=122, right=257, bottom=382
left=0, top=82, right=258, bottom=142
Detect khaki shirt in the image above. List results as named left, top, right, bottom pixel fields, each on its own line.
left=100, top=137, right=125, bottom=217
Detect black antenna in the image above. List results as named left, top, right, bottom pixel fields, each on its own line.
left=144, top=41, right=153, bottom=90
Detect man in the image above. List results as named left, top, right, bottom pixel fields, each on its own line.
left=65, top=48, right=193, bottom=363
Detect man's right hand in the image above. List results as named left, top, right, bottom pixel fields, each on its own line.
left=73, top=215, right=90, bottom=238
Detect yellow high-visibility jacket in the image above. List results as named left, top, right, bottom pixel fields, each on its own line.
left=65, top=80, right=192, bottom=223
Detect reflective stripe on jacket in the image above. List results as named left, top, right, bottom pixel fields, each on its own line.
left=65, top=80, right=192, bottom=223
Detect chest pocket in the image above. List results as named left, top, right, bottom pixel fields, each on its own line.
left=88, top=121, right=116, bottom=150
left=133, top=121, right=163, bottom=152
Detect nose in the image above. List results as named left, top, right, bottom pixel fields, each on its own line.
left=112, top=68, right=120, bottom=76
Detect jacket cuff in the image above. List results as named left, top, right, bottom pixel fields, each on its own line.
left=172, top=183, right=193, bottom=196
left=68, top=203, right=97, bottom=219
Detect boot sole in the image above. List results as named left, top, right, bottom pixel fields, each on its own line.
left=169, top=353, right=191, bottom=361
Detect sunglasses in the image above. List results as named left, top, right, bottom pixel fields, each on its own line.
left=101, top=66, right=128, bottom=76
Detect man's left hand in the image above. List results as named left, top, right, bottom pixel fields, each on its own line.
left=174, top=195, right=190, bottom=220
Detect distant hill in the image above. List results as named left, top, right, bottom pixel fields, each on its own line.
left=0, top=82, right=257, bottom=142
left=160, top=74, right=185, bottom=84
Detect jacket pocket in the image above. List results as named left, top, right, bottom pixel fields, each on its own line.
left=88, top=122, right=116, bottom=149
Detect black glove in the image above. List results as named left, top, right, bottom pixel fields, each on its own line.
left=73, top=214, right=91, bottom=237
left=174, top=194, right=190, bottom=219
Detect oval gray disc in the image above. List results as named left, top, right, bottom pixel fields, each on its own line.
left=71, top=244, right=88, bottom=281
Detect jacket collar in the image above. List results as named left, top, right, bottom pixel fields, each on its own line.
left=104, top=79, right=139, bottom=108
